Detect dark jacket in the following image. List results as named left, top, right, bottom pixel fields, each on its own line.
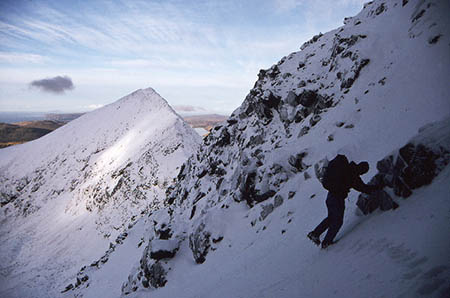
left=331, top=161, right=377, bottom=199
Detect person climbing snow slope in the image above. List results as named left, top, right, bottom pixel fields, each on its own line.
left=308, top=154, right=379, bottom=249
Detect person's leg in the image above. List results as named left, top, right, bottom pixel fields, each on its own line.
left=312, top=217, right=329, bottom=237
left=311, top=192, right=332, bottom=237
left=322, top=196, right=345, bottom=245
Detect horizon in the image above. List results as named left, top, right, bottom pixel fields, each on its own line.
left=1, top=0, right=366, bottom=114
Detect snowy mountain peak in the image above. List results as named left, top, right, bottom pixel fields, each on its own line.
left=115, top=87, right=172, bottom=111
left=0, top=88, right=201, bottom=297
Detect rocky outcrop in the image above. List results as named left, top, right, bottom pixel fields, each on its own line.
left=357, top=118, right=450, bottom=214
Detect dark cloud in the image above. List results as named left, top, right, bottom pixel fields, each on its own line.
left=30, top=76, right=75, bottom=94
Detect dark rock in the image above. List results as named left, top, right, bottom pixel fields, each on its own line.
left=262, top=91, right=281, bottom=109
left=189, top=223, right=211, bottom=264
left=298, top=126, right=310, bottom=137
left=197, top=168, right=207, bottom=179
left=156, top=225, right=172, bottom=240
left=402, top=0, right=409, bottom=6
left=274, top=195, right=283, bottom=208
left=309, top=114, right=321, bottom=126
left=259, top=203, right=274, bottom=220
left=393, top=177, right=412, bottom=198
left=267, top=65, right=280, bottom=79
left=150, top=240, right=179, bottom=260
left=377, top=155, right=394, bottom=173
left=193, top=192, right=206, bottom=204
left=190, top=205, right=196, bottom=219
left=428, top=34, right=442, bottom=45
left=215, top=128, right=231, bottom=147
left=340, top=58, right=370, bottom=89
left=357, top=193, right=379, bottom=215
left=61, top=284, right=74, bottom=293
left=375, top=3, right=385, bottom=15
left=412, top=9, right=425, bottom=23
left=258, top=69, right=267, bottom=80
left=298, top=80, right=307, bottom=88
left=288, top=151, right=308, bottom=173
left=212, top=236, right=224, bottom=243
left=145, top=262, right=167, bottom=288
left=401, top=144, right=440, bottom=189
left=300, top=32, right=323, bottom=50
left=299, top=90, right=318, bottom=107
left=286, top=91, right=299, bottom=106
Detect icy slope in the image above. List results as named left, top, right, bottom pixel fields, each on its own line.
left=0, top=87, right=201, bottom=297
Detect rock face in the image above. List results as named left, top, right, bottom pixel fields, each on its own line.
left=381, top=120, right=450, bottom=195
left=357, top=117, right=450, bottom=214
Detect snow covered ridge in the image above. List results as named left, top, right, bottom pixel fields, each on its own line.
left=112, top=0, right=450, bottom=296
left=0, top=87, right=200, bottom=233
left=0, top=88, right=201, bottom=297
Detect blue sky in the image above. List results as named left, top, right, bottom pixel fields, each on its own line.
left=0, top=0, right=365, bottom=114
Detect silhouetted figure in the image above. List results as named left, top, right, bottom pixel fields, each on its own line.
left=308, top=155, right=378, bottom=249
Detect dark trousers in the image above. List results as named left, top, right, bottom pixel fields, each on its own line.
left=313, top=192, right=345, bottom=244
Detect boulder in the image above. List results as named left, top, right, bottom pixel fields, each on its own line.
left=150, top=239, right=179, bottom=260
left=144, top=262, right=167, bottom=288
left=288, top=152, right=308, bottom=173
left=357, top=190, right=397, bottom=215
left=189, top=223, right=211, bottom=264
left=299, top=90, right=318, bottom=107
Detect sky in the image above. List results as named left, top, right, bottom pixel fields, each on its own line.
left=0, top=0, right=366, bottom=115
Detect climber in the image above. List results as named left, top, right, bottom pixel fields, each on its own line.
left=307, top=154, right=379, bottom=249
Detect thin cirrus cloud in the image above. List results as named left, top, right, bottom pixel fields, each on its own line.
left=0, top=0, right=367, bottom=113
left=30, top=76, right=75, bottom=94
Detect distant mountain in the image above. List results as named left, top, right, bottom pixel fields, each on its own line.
left=183, top=114, right=228, bottom=132
left=0, top=120, right=65, bottom=148
left=0, top=88, right=201, bottom=298
left=45, top=112, right=84, bottom=122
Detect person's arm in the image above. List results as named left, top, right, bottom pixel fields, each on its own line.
left=352, top=176, right=379, bottom=194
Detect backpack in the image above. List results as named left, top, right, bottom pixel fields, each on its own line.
left=321, top=154, right=349, bottom=192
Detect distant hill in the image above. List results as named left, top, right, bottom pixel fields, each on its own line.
left=0, top=120, right=65, bottom=148
left=182, top=114, right=228, bottom=130
left=45, top=113, right=84, bottom=122
left=14, top=120, right=66, bottom=130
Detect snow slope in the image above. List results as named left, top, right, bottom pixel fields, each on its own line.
left=0, top=88, right=201, bottom=297
left=74, top=0, right=449, bottom=297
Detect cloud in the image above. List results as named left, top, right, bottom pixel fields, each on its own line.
left=0, top=52, right=46, bottom=64
left=173, top=105, right=206, bottom=112
left=30, top=75, right=74, bottom=94
left=273, top=0, right=303, bottom=12
left=85, top=104, right=104, bottom=110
